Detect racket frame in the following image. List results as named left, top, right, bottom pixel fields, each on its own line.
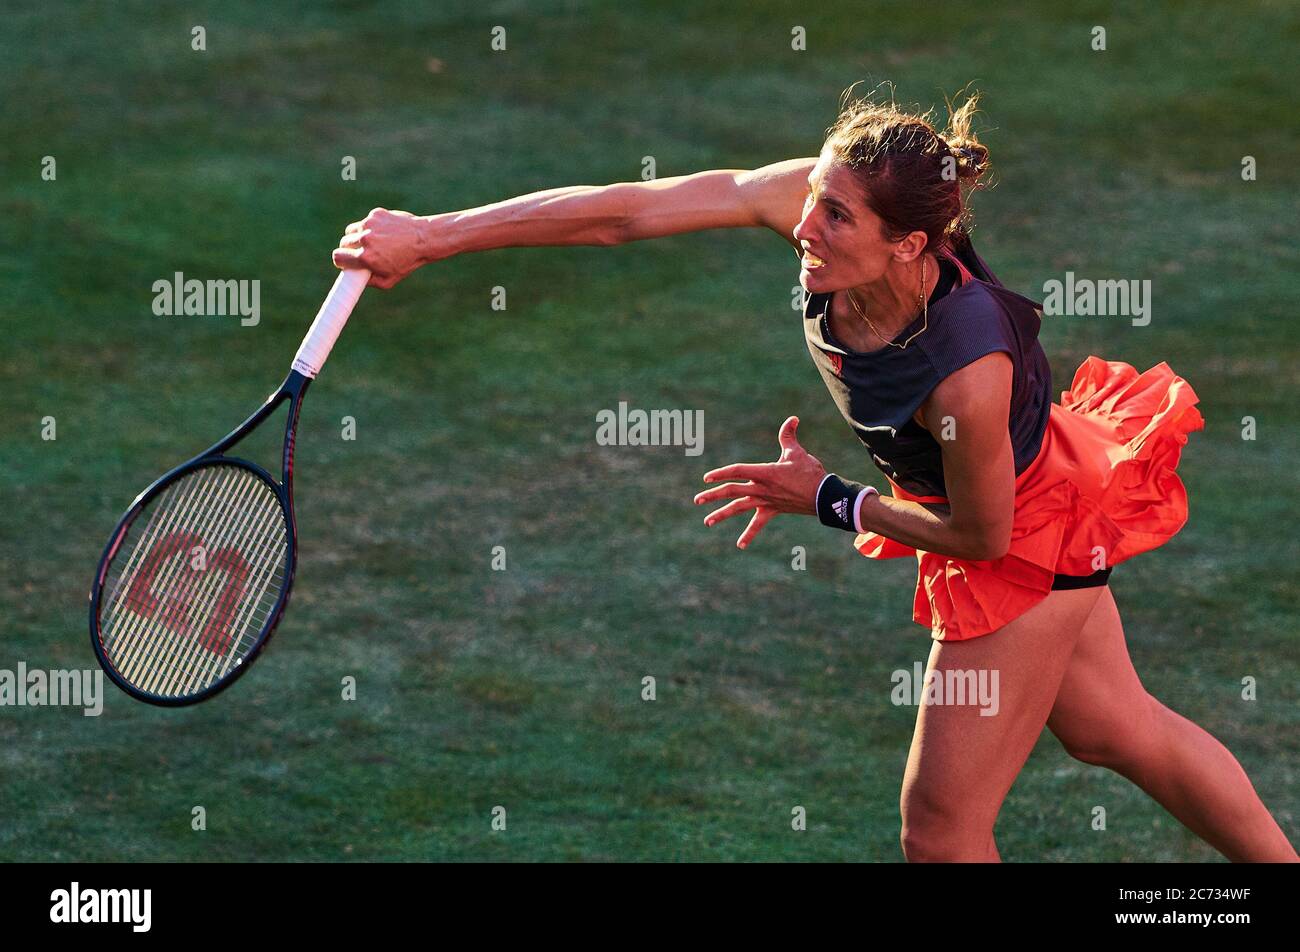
left=89, top=369, right=311, bottom=706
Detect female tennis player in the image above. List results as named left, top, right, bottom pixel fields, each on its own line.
left=332, top=89, right=1296, bottom=863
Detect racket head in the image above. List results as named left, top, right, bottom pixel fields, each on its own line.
left=90, top=456, right=296, bottom=706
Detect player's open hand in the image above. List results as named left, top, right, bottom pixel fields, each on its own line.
left=333, top=208, right=441, bottom=289
left=694, top=416, right=827, bottom=549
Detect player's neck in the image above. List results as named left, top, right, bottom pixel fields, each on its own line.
left=844, top=252, right=940, bottom=336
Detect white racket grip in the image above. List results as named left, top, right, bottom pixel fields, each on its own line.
left=290, top=268, right=371, bottom=378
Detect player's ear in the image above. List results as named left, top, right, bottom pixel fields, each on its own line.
left=893, top=230, right=929, bottom=264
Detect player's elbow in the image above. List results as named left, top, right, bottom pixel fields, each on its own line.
left=977, top=541, right=1011, bottom=563
left=968, top=529, right=1012, bottom=562
left=954, top=520, right=1012, bottom=562
left=593, top=223, right=626, bottom=246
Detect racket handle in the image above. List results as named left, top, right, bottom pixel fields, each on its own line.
left=291, top=268, right=371, bottom=378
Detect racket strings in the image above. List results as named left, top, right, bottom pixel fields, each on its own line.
left=110, top=469, right=284, bottom=695
left=133, top=469, right=283, bottom=694
left=127, top=474, right=271, bottom=694
left=100, top=464, right=289, bottom=698
left=132, top=470, right=264, bottom=692
left=106, top=467, right=256, bottom=690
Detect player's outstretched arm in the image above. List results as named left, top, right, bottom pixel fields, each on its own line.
left=332, top=157, right=815, bottom=288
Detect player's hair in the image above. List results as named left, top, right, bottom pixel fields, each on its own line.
left=822, top=82, right=991, bottom=252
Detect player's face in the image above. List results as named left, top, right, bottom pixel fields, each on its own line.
left=793, top=153, right=897, bottom=294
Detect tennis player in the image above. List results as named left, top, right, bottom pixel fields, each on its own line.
left=333, top=90, right=1296, bottom=862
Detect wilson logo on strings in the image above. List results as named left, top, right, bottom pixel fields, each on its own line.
left=122, top=532, right=250, bottom=655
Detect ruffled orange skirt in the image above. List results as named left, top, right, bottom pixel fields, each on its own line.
left=854, top=357, right=1205, bottom=641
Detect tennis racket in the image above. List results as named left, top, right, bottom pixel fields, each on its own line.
left=89, top=267, right=371, bottom=705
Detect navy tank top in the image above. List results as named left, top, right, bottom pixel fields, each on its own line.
left=803, top=236, right=1052, bottom=498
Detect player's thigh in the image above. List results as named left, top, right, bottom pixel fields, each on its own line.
left=902, top=584, right=1106, bottom=823
left=1046, top=586, right=1160, bottom=766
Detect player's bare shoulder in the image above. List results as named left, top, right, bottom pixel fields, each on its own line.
left=735, top=157, right=817, bottom=251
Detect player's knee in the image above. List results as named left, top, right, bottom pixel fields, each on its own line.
left=1060, top=693, right=1164, bottom=770
left=900, top=785, right=993, bottom=862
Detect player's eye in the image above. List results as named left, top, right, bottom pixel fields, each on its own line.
left=804, top=194, right=846, bottom=225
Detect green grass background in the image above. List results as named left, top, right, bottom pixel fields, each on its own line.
left=1, top=0, right=1296, bottom=861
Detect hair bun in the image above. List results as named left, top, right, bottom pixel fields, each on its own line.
left=946, top=139, right=989, bottom=181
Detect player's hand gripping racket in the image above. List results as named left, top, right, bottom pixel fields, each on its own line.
left=89, top=268, right=371, bottom=705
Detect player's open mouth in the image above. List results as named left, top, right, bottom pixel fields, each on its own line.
left=802, top=252, right=826, bottom=269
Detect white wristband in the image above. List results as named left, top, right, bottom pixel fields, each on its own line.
left=852, top=485, right=880, bottom=533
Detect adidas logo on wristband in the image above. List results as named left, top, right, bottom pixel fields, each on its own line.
left=832, top=497, right=850, bottom=524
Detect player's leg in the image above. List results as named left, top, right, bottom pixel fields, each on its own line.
left=1046, top=586, right=1298, bottom=862
left=899, top=585, right=1105, bottom=862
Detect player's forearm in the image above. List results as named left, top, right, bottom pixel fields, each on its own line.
left=339, top=162, right=803, bottom=286
left=858, top=493, right=1000, bottom=562
left=424, top=184, right=627, bottom=257
left=419, top=169, right=764, bottom=260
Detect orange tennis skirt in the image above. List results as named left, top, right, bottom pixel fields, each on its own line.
left=854, top=356, right=1205, bottom=641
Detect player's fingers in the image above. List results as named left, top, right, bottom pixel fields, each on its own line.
left=693, top=481, right=756, bottom=506
left=702, top=463, right=772, bottom=483
left=337, top=230, right=369, bottom=249
left=735, top=507, right=775, bottom=550
left=703, top=496, right=759, bottom=527
left=344, top=220, right=366, bottom=235
left=331, top=247, right=369, bottom=271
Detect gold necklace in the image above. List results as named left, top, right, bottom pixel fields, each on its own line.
left=846, top=255, right=928, bottom=350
